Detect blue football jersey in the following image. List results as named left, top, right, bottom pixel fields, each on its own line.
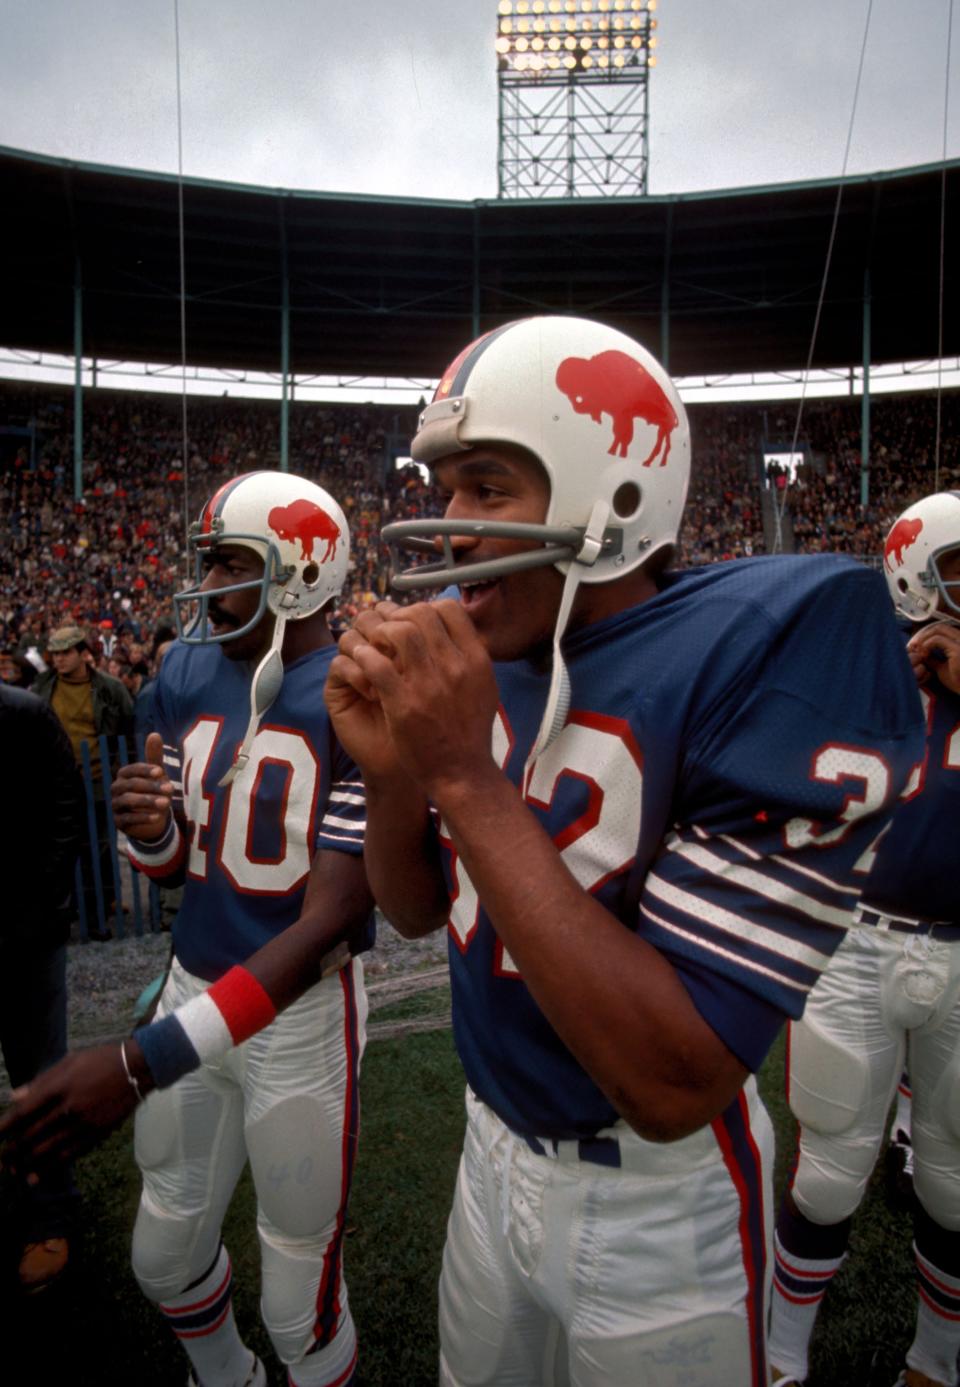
left=860, top=639, right=960, bottom=922
left=147, top=640, right=369, bottom=980
left=436, top=555, right=925, bottom=1139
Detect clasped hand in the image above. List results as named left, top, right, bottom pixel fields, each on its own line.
left=325, top=599, right=500, bottom=797
left=907, top=620, right=960, bottom=695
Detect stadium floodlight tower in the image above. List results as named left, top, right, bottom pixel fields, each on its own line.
left=496, top=0, right=659, bottom=198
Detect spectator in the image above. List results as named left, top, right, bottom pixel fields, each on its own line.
left=34, top=623, right=134, bottom=940
left=0, top=647, right=37, bottom=688
left=0, top=684, right=82, bottom=1292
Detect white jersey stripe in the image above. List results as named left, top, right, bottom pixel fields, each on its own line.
left=317, top=829, right=365, bottom=845
left=686, top=824, right=859, bottom=898
left=644, top=871, right=834, bottom=971
left=642, top=903, right=812, bottom=995
left=688, top=823, right=764, bottom=862
left=664, top=839, right=854, bottom=930
left=767, top=854, right=861, bottom=897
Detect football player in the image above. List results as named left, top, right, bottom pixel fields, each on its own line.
left=769, top=493, right=960, bottom=1387
left=324, top=315, right=925, bottom=1387
left=0, top=471, right=373, bottom=1387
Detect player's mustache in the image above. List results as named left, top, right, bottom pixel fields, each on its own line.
left=207, top=604, right=238, bottom=627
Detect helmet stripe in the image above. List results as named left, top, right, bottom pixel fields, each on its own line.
left=435, top=320, right=521, bottom=402
left=199, top=471, right=257, bottom=535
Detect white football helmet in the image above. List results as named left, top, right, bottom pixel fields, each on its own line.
left=173, top=470, right=349, bottom=787
left=174, top=470, right=349, bottom=645
left=383, top=315, right=690, bottom=591
left=384, top=316, right=690, bottom=762
left=882, top=492, right=960, bottom=624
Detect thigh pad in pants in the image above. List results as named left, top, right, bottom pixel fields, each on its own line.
left=788, top=1017, right=870, bottom=1137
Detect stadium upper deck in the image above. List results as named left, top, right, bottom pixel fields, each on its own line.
left=1, top=145, right=957, bottom=381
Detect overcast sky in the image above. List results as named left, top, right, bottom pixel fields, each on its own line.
left=0, top=0, right=956, bottom=202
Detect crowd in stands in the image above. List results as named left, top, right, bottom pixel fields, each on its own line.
left=0, top=385, right=425, bottom=668
left=1, top=382, right=958, bottom=677
left=769, top=392, right=960, bottom=556
left=679, top=406, right=766, bottom=563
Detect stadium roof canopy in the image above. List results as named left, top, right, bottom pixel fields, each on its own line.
left=2, top=144, right=956, bottom=381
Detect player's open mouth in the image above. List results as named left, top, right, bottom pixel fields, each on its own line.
left=459, top=579, right=500, bottom=611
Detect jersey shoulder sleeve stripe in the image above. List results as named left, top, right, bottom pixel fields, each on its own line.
left=316, top=777, right=366, bottom=854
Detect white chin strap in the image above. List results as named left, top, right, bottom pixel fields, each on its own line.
left=524, top=499, right=610, bottom=774
left=218, top=613, right=287, bottom=787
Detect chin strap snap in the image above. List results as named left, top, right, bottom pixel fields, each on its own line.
left=574, top=497, right=610, bottom=568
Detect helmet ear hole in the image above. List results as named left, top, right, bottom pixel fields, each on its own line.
left=896, top=577, right=909, bottom=594
left=302, top=562, right=321, bottom=587
left=612, top=482, right=641, bottom=519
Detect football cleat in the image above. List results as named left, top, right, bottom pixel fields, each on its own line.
left=18, top=1236, right=69, bottom=1294
left=186, top=1353, right=266, bottom=1387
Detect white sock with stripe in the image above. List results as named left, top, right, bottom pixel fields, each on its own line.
left=908, top=1234, right=960, bottom=1385
left=768, top=1227, right=846, bottom=1382
left=159, top=1245, right=255, bottom=1387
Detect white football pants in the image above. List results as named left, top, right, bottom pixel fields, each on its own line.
left=439, top=1081, right=775, bottom=1387
left=131, top=955, right=367, bottom=1385
left=788, top=925, right=960, bottom=1230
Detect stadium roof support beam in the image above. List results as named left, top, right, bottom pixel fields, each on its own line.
left=74, top=258, right=83, bottom=503
left=472, top=206, right=482, bottom=339
left=660, top=202, right=672, bottom=369
left=862, top=267, right=871, bottom=507
left=279, top=197, right=290, bottom=473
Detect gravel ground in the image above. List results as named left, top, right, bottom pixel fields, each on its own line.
left=0, top=913, right=449, bottom=1097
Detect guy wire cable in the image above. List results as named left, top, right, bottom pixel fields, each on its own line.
left=173, top=0, right=190, bottom=579
left=773, top=0, right=875, bottom=552
left=934, top=0, right=955, bottom=492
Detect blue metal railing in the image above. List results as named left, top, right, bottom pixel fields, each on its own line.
left=73, top=733, right=163, bottom=941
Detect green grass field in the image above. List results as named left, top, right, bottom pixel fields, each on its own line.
left=1, top=1005, right=918, bottom=1386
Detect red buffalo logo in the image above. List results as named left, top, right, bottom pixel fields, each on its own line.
left=268, top=500, right=341, bottom=562
left=555, top=350, right=679, bottom=465
left=884, top=517, right=923, bottom=570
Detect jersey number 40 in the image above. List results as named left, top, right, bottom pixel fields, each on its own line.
left=182, top=717, right=320, bottom=895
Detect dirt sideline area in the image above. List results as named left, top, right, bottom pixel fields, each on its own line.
left=0, top=913, right=449, bottom=1102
